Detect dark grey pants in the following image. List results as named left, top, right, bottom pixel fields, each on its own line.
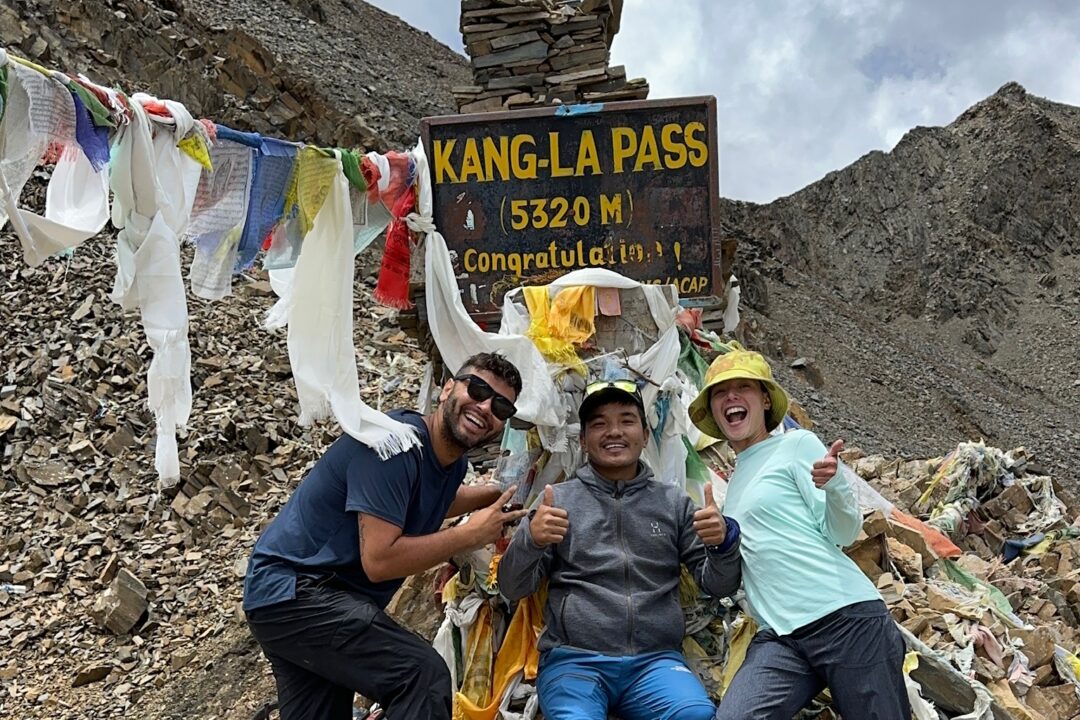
left=714, top=600, right=909, bottom=720
left=246, top=575, right=452, bottom=720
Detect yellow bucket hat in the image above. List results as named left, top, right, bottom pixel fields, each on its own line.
left=689, top=349, right=790, bottom=439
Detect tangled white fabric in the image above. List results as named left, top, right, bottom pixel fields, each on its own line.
left=500, top=269, right=686, bottom=486
left=412, top=140, right=561, bottom=432
left=108, top=97, right=202, bottom=481
left=284, top=152, right=419, bottom=459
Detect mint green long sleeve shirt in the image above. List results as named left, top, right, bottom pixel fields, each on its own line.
left=724, top=429, right=880, bottom=636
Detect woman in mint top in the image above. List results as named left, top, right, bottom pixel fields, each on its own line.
left=689, top=349, right=909, bottom=719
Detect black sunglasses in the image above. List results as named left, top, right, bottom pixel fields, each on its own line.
left=454, top=374, right=517, bottom=421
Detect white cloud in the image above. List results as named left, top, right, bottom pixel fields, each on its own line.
left=371, top=0, right=1080, bottom=202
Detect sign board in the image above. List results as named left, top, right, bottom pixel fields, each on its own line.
left=420, top=96, right=722, bottom=318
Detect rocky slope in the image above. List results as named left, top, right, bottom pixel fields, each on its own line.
left=2, top=2, right=464, bottom=716
left=1, top=0, right=470, bottom=149
left=176, top=0, right=471, bottom=147
left=0, top=193, right=430, bottom=718
left=730, top=82, right=1080, bottom=478
left=731, top=82, right=1080, bottom=344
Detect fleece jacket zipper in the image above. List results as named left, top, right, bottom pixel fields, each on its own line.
left=615, top=487, right=635, bottom=654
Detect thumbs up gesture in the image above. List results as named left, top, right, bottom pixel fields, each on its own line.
left=693, top=483, right=727, bottom=546
left=530, top=484, right=569, bottom=548
left=811, top=439, right=844, bottom=488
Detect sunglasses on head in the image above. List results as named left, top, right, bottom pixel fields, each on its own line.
left=454, top=374, right=517, bottom=421
left=584, top=379, right=639, bottom=398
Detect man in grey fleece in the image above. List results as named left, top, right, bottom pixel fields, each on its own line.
left=498, top=379, right=742, bottom=720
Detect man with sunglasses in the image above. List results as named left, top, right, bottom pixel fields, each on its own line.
left=498, top=378, right=742, bottom=720
left=243, top=352, right=529, bottom=720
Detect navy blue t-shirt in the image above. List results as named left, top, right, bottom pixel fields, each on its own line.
left=243, top=410, right=467, bottom=611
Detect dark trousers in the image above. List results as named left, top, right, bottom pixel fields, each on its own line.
left=246, top=575, right=452, bottom=720
left=714, top=600, right=909, bottom=720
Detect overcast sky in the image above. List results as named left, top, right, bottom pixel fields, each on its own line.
left=370, top=1, right=1080, bottom=203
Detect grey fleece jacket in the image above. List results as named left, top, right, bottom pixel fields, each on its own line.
left=497, top=462, right=741, bottom=656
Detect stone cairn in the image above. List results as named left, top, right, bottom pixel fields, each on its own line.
left=453, top=0, right=649, bottom=113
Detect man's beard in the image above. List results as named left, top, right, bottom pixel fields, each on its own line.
left=440, top=394, right=480, bottom=451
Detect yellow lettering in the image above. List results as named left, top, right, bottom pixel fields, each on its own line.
left=611, top=128, right=637, bottom=173
left=575, top=130, right=602, bottom=175
left=676, top=277, right=707, bottom=294
left=510, top=199, right=529, bottom=231
left=549, top=197, right=569, bottom=228
left=600, top=193, right=622, bottom=225
left=530, top=199, right=549, bottom=229
left=633, top=126, right=662, bottom=172
left=463, top=240, right=667, bottom=278
left=685, top=122, right=708, bottom=167
left=511, top=134, right=537, bottom=179
left=661, top=123, right=687, bottom=169
left=433, top=139, right=458, bottom=184
left=483, top=136, right=510, bottom=182
left=549, top=132, right=573, bottom=178
left=460, top=139, right=484, bottom=182
left=572, top=196, right=590, bottom=225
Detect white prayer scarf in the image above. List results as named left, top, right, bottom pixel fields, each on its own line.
left=412, top=140, right=561, bottom=433
left=109, top=97, right=202, bottom=481
left=284, top=152, right=418, bottom=458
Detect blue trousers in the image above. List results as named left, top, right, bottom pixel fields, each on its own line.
left=537, top=647, right=715, bottom=720
left=714, top=600, right=909, bottom=720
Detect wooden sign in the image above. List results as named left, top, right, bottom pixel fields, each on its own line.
left=421, top=96, right=722, bottom=318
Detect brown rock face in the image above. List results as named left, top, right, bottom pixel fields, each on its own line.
left=726, top=84, right=1080, bottom=479
left=90, top=569, right=149, bottom=635
left=0, top=0, right=469, bottom=149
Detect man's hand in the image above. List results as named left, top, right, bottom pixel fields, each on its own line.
left=463, top=486, right=528, bottom=548
left=812, top=439, right=844, bottom=489
left=693, top=483, right=727, bottom=546
left=530, top=485, right=569, bottom=547
left=446, top=484, right=504, bottom=517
